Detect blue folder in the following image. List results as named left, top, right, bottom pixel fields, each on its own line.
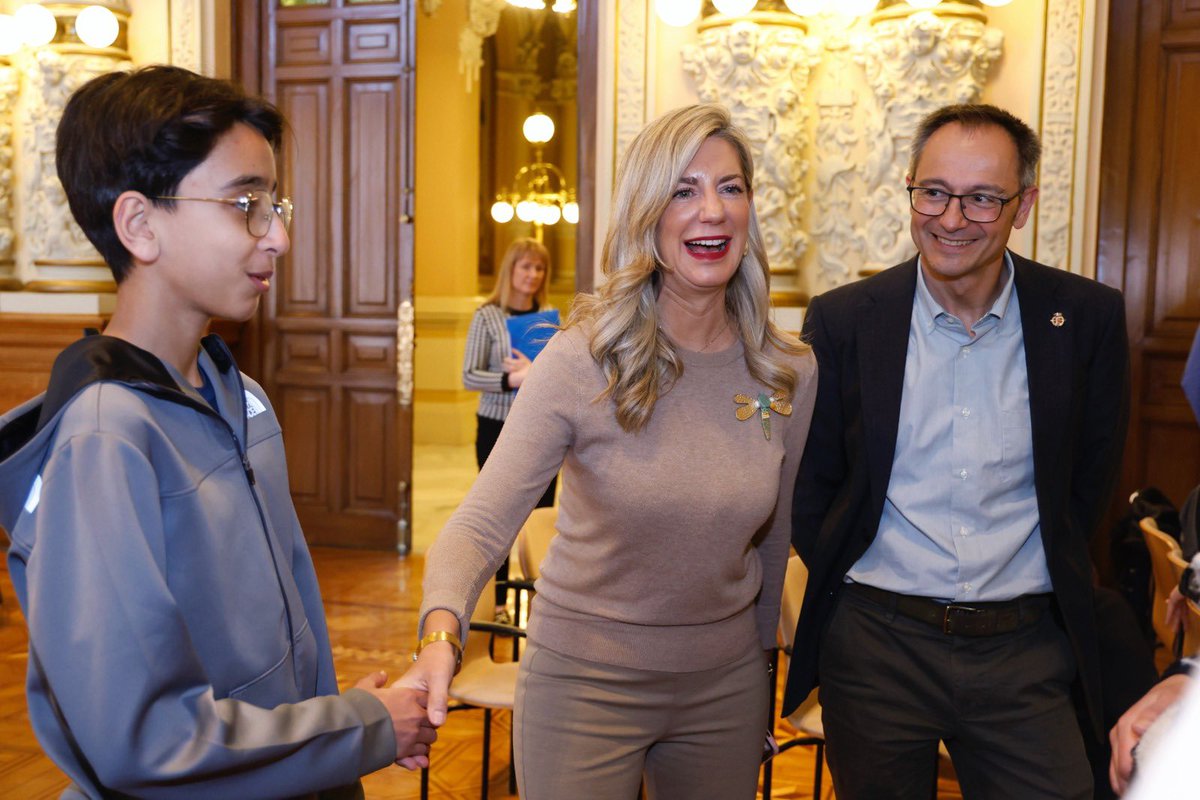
left=506, top=309, right=560, bottom=361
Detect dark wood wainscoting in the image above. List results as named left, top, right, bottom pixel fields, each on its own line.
left=0, top=315, right=243, bottom=415
left=1098, top=0, right=1200, bottom=539
left=0, top=314, right=105, bottom=414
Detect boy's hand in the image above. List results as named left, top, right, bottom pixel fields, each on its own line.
left=355, top=671, right=438, bottom=769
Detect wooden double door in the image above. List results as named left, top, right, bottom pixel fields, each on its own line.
left=235, top=0, right=415, bottom=551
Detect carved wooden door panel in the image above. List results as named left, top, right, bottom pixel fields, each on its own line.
left=1098, top=0, right=1200, bottom=521
left=237, top=0, right=415, bottom=551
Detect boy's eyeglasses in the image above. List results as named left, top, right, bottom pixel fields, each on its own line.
left=156, top=191, right=294, bottom=238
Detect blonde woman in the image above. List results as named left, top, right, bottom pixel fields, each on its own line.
left=402, top=104, right=817, bottom=798
left=463, top=238, right=557, bottom=618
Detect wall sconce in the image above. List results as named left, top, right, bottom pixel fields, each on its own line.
left=14, top=4, right=56, bottom=47
left=0, top=3, right=124, bottom=52
left=490, top=112, right=579, bottom=237
left=75, top=5, right=120, bottom=49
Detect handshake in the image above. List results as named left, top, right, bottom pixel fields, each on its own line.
left=353, top=629, right=463, bottom=770
left=353, top=670, right=441, bottom=770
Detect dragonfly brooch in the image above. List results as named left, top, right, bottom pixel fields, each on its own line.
left=735, top=392, right=792, bottom=441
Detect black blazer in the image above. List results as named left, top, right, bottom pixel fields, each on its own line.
left=783, top=253, right=1130, bottom=740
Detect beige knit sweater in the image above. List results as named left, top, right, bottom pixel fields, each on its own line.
left=421, top=324, right=817, bottom=672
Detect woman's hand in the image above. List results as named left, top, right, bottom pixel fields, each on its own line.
left=397, top=609, right=463, bottom=732
left=503, top=349, right=532, bottom=389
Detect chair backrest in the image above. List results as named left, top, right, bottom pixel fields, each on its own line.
left=777, top=554, right=809, bottom=652
left=1183, top=597, right=1200, bottom=659
left=461, top=576, right=499, bottom=665
left=1141, top=516, right=1185, bottom=649
left=516, top=506, right=558, bottom=582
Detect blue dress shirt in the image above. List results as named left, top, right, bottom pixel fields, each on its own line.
left=846, top=254, right=1052, bottom=602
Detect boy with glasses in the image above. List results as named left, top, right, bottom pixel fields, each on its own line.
left=0, top=65, right=434, bottom=797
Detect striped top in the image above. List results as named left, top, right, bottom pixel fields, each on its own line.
left=462, top=302, right=547, bottom=421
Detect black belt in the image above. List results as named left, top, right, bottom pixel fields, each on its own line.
left=846, top=582, right=1051, bottom=637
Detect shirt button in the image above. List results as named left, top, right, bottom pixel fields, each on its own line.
left=962, top=583, right=972, bottom=592
left=959, top=526, right=969, bottom=537
left=958, top=469, right=969, bottom=480
left=962, top=347, right=972, bottom=357
left=961, top=407, right=971, bottom=418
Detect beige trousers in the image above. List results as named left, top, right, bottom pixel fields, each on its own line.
left=513, top=640, right=768, bottom=800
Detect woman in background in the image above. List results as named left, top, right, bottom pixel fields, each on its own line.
left=462, top=237, right=556, bottom=620
left=407, top=104, right=817, bottom=799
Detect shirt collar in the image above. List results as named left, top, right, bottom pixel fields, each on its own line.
left=914, top=251, right=1017, bottom=334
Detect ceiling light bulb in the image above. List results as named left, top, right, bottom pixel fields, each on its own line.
left=562, top=201, right=579, bottom=224
left=655, top=0, right=701, bottom=27
left=713, top=0, right=757, bottom=16
left=16, top=4, right=57, bottom=47
left=784, top=0, right=826, bottom=14
left=522, top=113, right=555, bottom=145
left=539, top=204, right=562, bottom=226
left=491, top=200, right=515, bottom=224
left=516, top=201, right=538, bottom=223
left=75, top=5, right=118, bottom=49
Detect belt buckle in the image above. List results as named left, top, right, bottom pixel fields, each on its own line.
left=942, top=604, right=983, bottom=635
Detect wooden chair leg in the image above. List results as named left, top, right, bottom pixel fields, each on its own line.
left=508, top=728, right=517, bottom=794
left=481, top=707, right=492, bottom=800
left=814, top=742, right=824, bottom=799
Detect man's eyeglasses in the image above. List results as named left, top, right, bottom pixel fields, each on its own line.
left=907, top=186, right=1020, bottom=224
left=156, top=191, right=294, bottom=238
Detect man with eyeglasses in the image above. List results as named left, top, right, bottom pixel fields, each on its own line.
left=784, top=104, right=1129, bottom=799
left=0, top=66, right=435, bottom=797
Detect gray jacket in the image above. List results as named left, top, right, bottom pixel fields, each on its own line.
left=0, top=334, right=393, bottom=799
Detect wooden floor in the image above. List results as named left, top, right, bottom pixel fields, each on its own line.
left=0, top=546, right=964, bottom=798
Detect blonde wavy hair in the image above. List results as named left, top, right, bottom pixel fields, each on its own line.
left=486, top=237, right=550, bottom=309
left=567, top=103, right=807, bottom=432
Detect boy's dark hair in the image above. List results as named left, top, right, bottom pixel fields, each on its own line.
left=908, top=103, right=1042, bottom=191
left=56, top=65, right=285, bottom=283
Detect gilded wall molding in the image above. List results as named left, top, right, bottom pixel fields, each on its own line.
left=810, top=47, right=865, bottom=290
left=397, top=299, right=415, bottom=408
left=459, top=0, right=507, bottom=92
left=13, top=48, right=131, bottom=287
left=0, top=61, right=19, bottom=286
left=615, top=0, right=649, bottom=167
left=169, top=0, right=202, bottom=72
left=1035, top=0, right=1081, bottom=272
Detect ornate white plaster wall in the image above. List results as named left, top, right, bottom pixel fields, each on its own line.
left=592, top=1, right=1106, bottom=298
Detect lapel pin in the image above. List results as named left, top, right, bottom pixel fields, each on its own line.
left=1050, top=312, right=1065, bottom=328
